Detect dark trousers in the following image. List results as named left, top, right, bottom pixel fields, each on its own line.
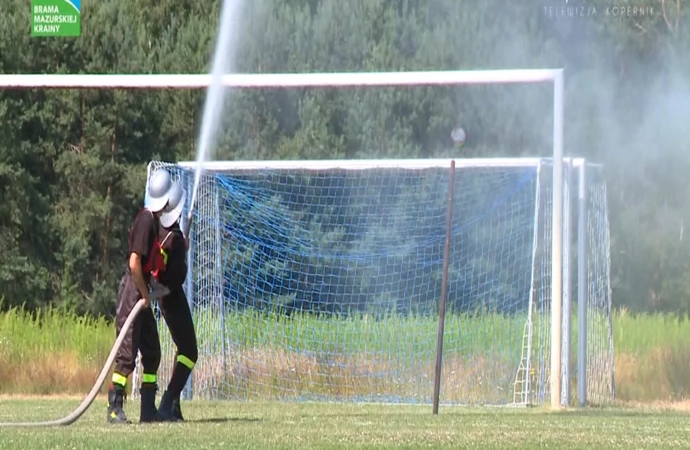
left=159, top=287, right=198, bottom=373
left=113, top=273, right=161, bottom=382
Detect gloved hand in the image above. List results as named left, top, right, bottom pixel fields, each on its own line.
left=149, top=278, right=170, bottom=300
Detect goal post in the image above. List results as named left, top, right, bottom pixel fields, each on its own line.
left=0, top=69, right=598, bottom=408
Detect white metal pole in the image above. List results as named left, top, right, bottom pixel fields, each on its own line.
left=577, top=161, right=589, bottom=406
left=182, top=171, right=195, bottom=400
left=550, top=69, right=565, bottom=409
left=178, top=157, right=550, bottom=171
left=0, top=70, right=560, bottom=89
left=523, top=162, right=543, bottom=405
left=216, top=184, right=227, bottom=396
left=562, top=159, right=572, bottom=407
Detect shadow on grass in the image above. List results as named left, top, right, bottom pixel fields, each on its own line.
left=185, top=417, right=263, bottom=424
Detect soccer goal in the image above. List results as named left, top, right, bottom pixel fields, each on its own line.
left=147, top=155, right=614, bottom=408
left=0, top=69, right=614, bottom=408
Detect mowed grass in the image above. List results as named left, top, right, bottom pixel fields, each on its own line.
left=2, top=307, right=690, bottom=448
left=1, top=397, right=690, bottom=449
left=3, top=305, right=690, bottom=402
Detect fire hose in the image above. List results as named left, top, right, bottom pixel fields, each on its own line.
left=0, top=297, right=149, bottom=427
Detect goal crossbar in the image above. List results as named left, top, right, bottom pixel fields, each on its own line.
left=0, top=69, right=559, bottom=89
left=177, top=157, right=586, bottom=171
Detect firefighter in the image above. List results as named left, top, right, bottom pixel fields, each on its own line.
left=154, top=180, right=198, bottom=422
left=107, top=168, right=174, bottom=424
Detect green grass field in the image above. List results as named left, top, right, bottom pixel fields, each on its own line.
left=1, top=397, right=689, bottom=449
left=2, top=307, right=690, bottom=448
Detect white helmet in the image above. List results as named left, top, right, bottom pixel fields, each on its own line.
left=145, top=169, right=174, bottom=213
left=160, top=181, right=186, bottom=228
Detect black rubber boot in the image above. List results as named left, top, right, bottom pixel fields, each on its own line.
left=139, top=383, right=159, bottom=423
left=172, top=395, right=184, bottom=421
left=156, top=390, right=181, bottom=422
left=107, top=383, right=130, bottom=424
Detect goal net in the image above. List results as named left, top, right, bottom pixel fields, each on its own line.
left=146, top=157, right=615, bottom=406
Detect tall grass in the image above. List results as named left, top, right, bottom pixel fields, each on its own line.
left=0, top=306, right=112, bottom=394
left=2, top=304, right=690, bottom=403
left=610, top=309, right=690, bottom=401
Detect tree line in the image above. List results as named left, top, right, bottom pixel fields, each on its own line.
left=0, top=0, right=688, bottom=317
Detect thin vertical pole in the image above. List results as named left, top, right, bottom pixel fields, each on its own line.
left=562, top=160, right=572, bottom=406
left=518, top=162, right=542, bottom=405
left=216, top=183, right=227, bottom=395
left=550, top=69, right=565, bottom=409
left=433, top=159, right=456, bottom=415
left=577, top=161, right=589, bottom=406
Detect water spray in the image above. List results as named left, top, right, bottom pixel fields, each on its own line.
left=184, top=0, right=244, bottom=237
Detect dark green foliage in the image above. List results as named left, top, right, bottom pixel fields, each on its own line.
left=0, top=0, right=688, bottom=316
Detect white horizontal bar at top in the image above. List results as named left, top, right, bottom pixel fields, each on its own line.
left=0, top=69, right=561, bottom=89
left=176, top=158, right=550, bottom=171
